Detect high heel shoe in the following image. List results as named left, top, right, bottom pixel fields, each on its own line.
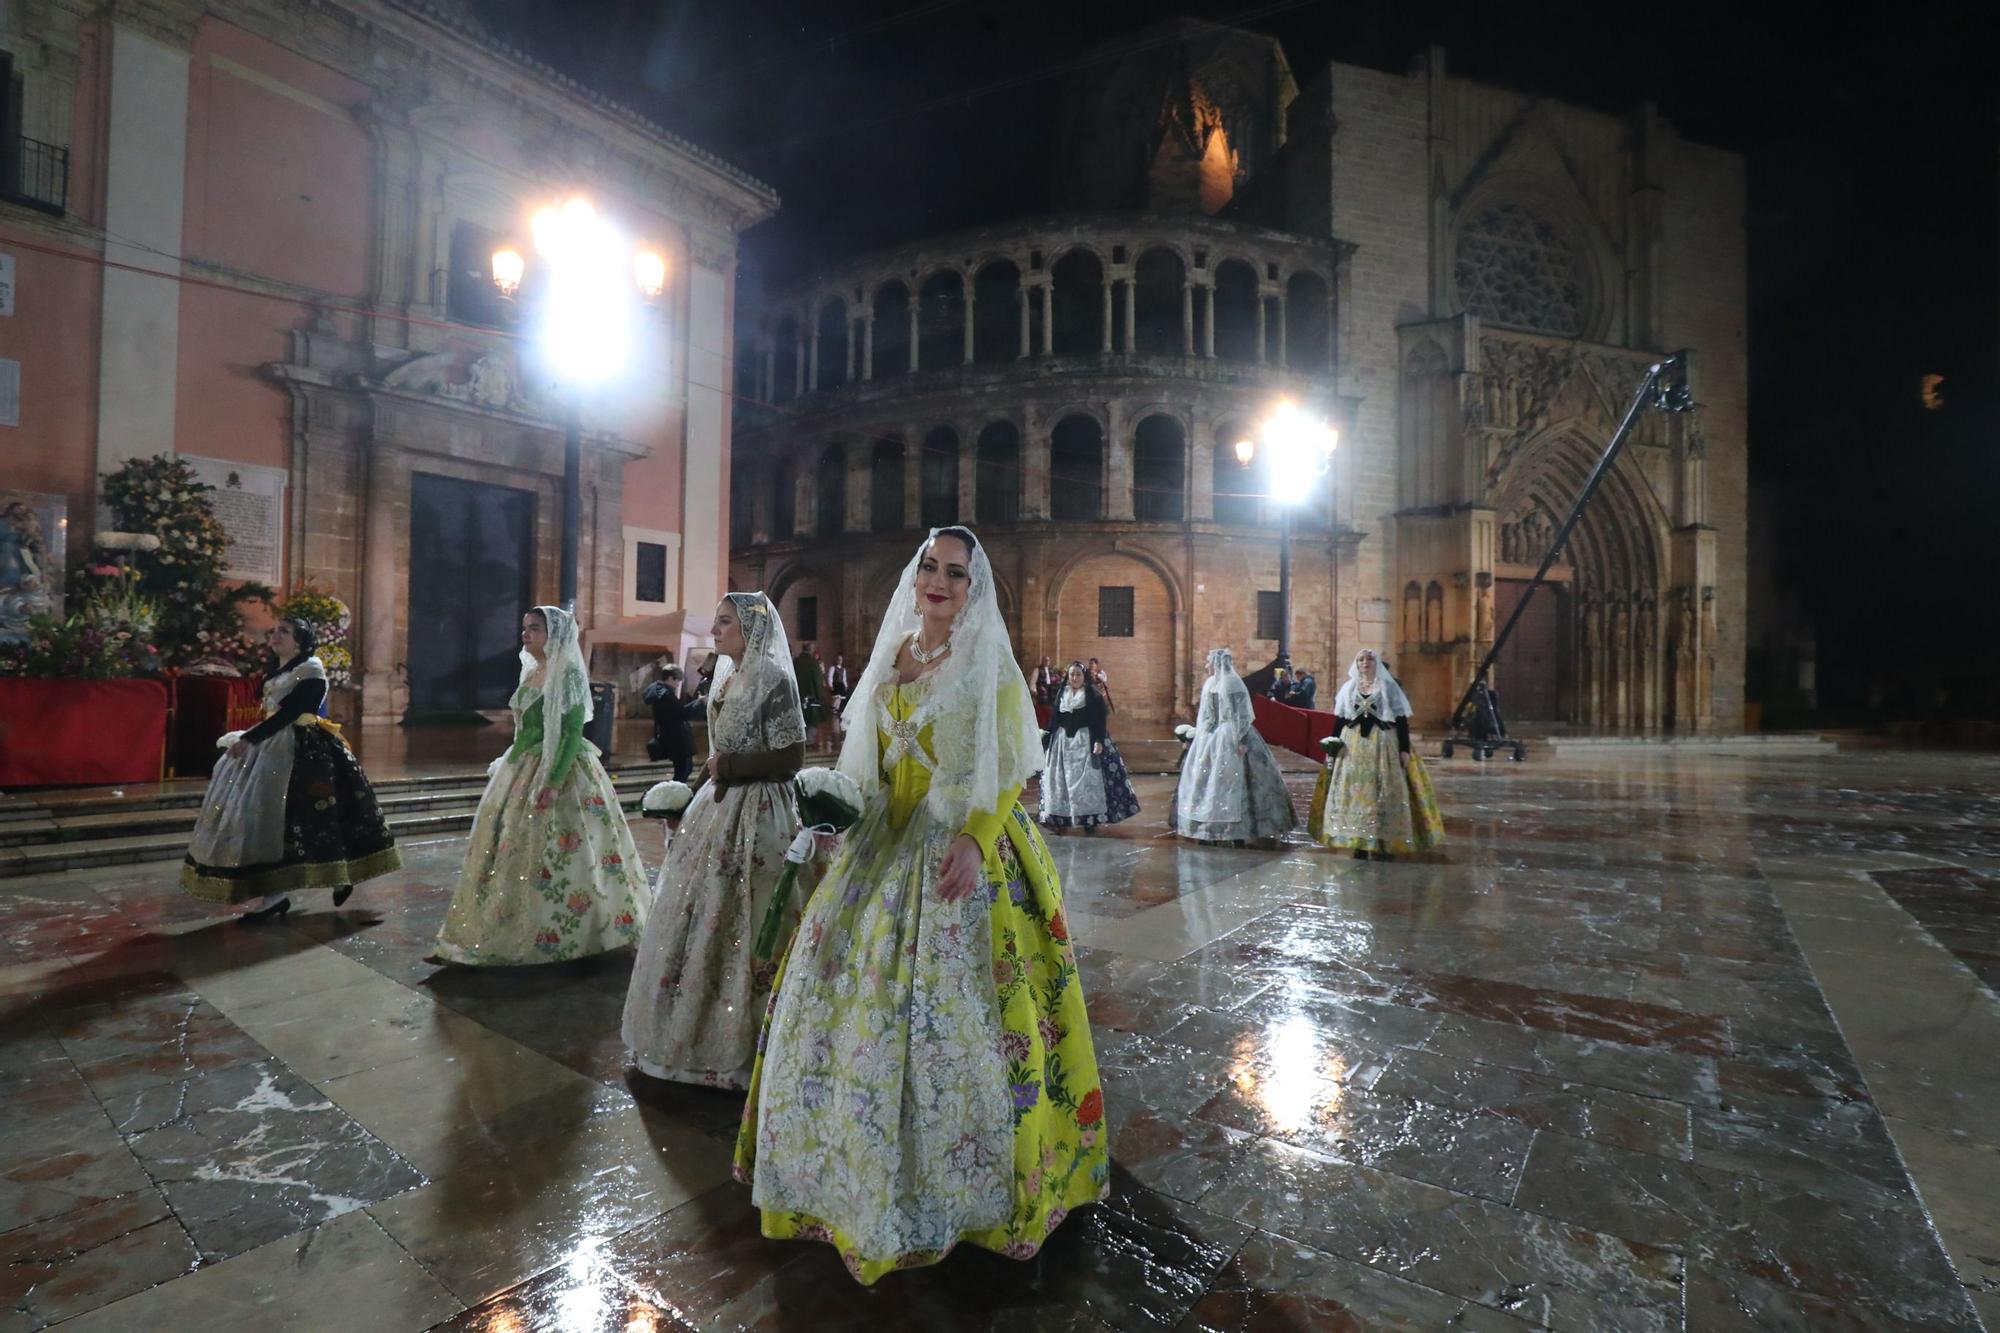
left=332, top=884, right=354, bottom=907
left=239, top=897, right=292, bottom=924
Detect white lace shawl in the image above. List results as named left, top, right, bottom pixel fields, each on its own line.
left=514, top=605, right=592, bottom=792
left=1332, top=650, right=1413, bottom=721
left=835, top=529, right=1043, bottom=828
left=1196, top=647, right=1255, bottom=741
left=706, top=591, right=805, bottom=755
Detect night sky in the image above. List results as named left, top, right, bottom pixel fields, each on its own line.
left=474, top=0, right=2000, bottom=719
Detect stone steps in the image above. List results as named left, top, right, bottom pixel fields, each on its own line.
left=0, top=764, right=684, bottom=879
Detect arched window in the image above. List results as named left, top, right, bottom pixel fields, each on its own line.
left=870, top=439, right=906, bottom=532
left=1133, top=415, right=1186, bottom=523
left=920, top=426, right=959, bottom=527
left=815, top=297, right=849, bottom=390
left=872, top=282, right=911, bottom=379
left=1212, top=417, right=1258, bottom=525
left=973, top=261, right=1021, bottom=365
left=1050, top=249, right=1104, bottom=356
left=1134, top=249, right=1185, bottom=356
left=918, top=271, right=964, bottom=372
left=816, top=444, right=846, bottom=536
left=1050, top=415, right=1104, bottom=522
left=975, top=421, right=1020, bottom=524
left=1213, top=259, right=1260, bottom=362
left=1285, top=271, right=1331, bottom=372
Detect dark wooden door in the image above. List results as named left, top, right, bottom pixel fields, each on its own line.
left=1494, top=579, right=1564, bottom=721
left=407, top=473, right=535, bottom=715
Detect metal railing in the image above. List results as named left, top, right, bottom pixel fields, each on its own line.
left=2, top=136, right=69, bottom=216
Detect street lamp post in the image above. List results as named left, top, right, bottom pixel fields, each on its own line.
left=1235, top=400, right=1339, bottom=666
left=490, top=199, right=667, bottom=611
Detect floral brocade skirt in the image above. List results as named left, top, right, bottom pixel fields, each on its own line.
left=180, top=725, right=400, bottom=903
left=1309, top=726, right=1446, bottom=855
left=733, top=800, right=1109, bottom=1284
left=432, top=745, right=650, bottom=965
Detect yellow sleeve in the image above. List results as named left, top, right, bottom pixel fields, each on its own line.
left=962, top=784, right=1023, bottom=861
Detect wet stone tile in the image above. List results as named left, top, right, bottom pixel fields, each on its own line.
left=1182, top=1230, right=1540, bottom=1332
left=1104, top=1102, right=1249, bottom=1206
left=1191, top=1076, right=1538, bottom=1204
left=1370, top=1046, right=1694, bottom=1160
left=427, top=1260, right=699, bottom=1332
left=1421, top=1013, right=1724, bottom=1109
left=0, top=1189, right=197, bottom=1331
left=1512, top=1132, right=1977, bottom=1329
left=53, top=987, right=269, bottom=1103
left=1683, top=1261, right=1975, bottom=1332
left=0, top=1104, right=153, bottom=1234
left=1199, top=1135, right=1682, bottom=1332
left=114, top=1058, right=424, bottom=1262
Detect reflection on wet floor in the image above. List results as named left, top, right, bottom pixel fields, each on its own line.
left=3, top=748, right=1998, bottom=1330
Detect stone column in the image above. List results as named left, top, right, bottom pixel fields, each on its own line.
left=862, top=314, right=875, bottom=380
left=847, top=320, right=859, bottom=381
left=1040, top=283, right=1054, bottom=355
left=1189, top=416, right=1216, bottom=521
left=1100, top=281, right=1113, bottom=352
left=958, top=422, right=978, bottom=523
left=1201, top=284, right=1215, bottom=357
left=907, top=301, right=920, bottom=373
left=807, top=328, right=820, bottom=392
left=962, top=275, right=976, bottom=365
left=903, top=427, right=923, bottom=526
left=1018, top=288, right=1032, bottom=358
left=1106, top=403, right=1135, bottom=520
left=750, top=460, right=773, bottom=544
left=794, top=463, right=816, bottom=538
left=1255, top=297, right=1267, bottom=363
left=1022, top=416, right=1051, bottom=519
left=846, top=446, right=871, bottom=532
left=1122, top=279, right=1136, bottom=352
left=1275, top=293, right=1288, bottom=368
left=1181, top=281, right=1194, bottom=355
left=359, top=444, right=402, bottom=724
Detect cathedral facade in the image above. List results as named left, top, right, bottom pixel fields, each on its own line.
left=729, top=22, right=1746, bottom=732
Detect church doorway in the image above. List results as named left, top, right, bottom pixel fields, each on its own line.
left=1493, top=578, right=1566, bottom=721
left=406, top=473, right=536, bottom=716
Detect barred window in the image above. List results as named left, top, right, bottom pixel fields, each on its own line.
left=1454, top=201, right=1588, bottom=337
left=635, top=542, right=667, bottom=604
left=1256, top=590, right=1283, bottom=642
left=1097, top=587, right=1135, bottom=638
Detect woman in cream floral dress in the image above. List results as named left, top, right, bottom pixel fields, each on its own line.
left=623, top=591, right=805, bottom=1086
left=733, top=526, right=1108, bottom=1284
left=431, top=605, right=649, bottom=965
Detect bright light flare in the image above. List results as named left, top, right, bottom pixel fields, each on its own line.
left=634, top=251, right=667, bottom=300
left=534, top=198, right=639, bottom=384
left=489, top=247, right=524, bottom=297
left=1252, top=400, right=1339, bottom=506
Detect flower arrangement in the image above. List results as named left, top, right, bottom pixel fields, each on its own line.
left=279, top=583, right=354, bottom=687
left=97, top=456, right=273, bottom=670
left=1319, top=735, right=1345, bottom=762
left=1173, top=723, right=1195, bottom=743
left=0, top=612, right=160, bottom=679
left=753, top=767, right=865, bottom=957
left=641, top=780, right=695, bottom=820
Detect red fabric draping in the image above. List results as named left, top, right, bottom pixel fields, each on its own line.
left=0, top=679, right=170, bottom=787
left=170, top=675, right=263, bottom=779
left=1251, top=692, right=1340, bottom=761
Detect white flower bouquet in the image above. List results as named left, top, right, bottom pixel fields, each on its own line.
left=1173, top=723, right=1196, bottom=743
left=641, top=780, right=694, bottom=821
left=754, top=767, right=865, bottom=957
left=1319, top=734, right=1345, bottom=763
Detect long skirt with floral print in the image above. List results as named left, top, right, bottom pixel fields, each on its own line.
left=732, top=801, right=1109, bottom=1284
left=432, top=744, right=650, bottom=965
left=622, top=776, right=800, bottom=1088
left=1309, top=723, right=1446, bottom=855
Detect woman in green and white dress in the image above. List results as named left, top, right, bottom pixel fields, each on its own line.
left=431, top=605, right=650, bottom=965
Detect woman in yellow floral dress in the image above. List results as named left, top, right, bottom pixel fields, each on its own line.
left=1311, top=649, right=1445, bottom=859
left=733, top=527, right=1108, bottom=1284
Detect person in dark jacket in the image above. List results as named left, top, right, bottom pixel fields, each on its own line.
left=642, top=663, right=698, bottom=781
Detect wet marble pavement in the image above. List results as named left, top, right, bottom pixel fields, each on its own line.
left=3, top=748, right=1998, bottom=1331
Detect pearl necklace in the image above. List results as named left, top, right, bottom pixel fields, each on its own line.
left=909, top=632, right=952, bottom=665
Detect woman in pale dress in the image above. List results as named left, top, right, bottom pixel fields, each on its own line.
left=1038, top=661, right=1140, bottom=834
left=1172, top=646, right=1296, bottom=844
left=623, top=592, right=806, bottom=1087
left=733, top=526, right=1109, bottom=1284
left=430, top=605, right=649, bottom=965
left=181, top=619, right=400, bottom=920
left=1311, top=649, right=1445, bottom=859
